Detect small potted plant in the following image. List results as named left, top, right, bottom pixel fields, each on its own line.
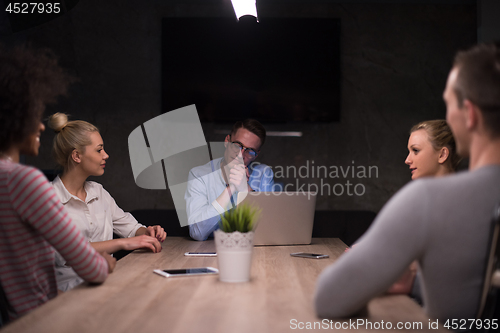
left=214, top=204, right=260, bottom=282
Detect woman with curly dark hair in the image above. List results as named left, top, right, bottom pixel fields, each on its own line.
left=0, top=44, right=114, bottom=324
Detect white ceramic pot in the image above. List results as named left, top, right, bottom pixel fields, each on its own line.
left=214, top=230, right=254, bottom=283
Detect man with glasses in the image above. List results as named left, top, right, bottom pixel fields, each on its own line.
left=185, top=119, right=274, bottom=241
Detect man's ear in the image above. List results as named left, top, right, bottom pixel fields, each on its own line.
left=224, top=135, right=230, bottom=148
left=71, top=149, right=82, bottom=164
left=463, top=99, right=479, bottom=131
left=438, top=147, right=450, bottom=164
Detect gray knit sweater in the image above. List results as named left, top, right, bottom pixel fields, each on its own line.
left=315, top=165, right=500, bottom=321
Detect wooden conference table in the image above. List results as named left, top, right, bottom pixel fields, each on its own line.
left=2, top=237, right=448, bottom=333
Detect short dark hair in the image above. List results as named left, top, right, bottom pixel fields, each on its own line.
left=230, top=119, right=266, bottom=147
left=453, top=42, right=500, bottom=136
left=0, top=44, right=73, bottom=152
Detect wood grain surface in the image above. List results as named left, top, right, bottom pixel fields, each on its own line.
left=1, top=237, right=448, bottom=333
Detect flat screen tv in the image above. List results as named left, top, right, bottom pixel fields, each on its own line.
left=162, top=17, right=340, bottom=123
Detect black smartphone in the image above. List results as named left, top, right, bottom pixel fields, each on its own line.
left=290, top=252, right=329, bottom=259
left=184, top=252, right=217, bottom=257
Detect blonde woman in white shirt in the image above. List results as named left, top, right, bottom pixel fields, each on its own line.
left=48, top=113, right=166, bottom=291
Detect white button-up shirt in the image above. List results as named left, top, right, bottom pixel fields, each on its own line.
left=52, top=175, right=144, bottom=290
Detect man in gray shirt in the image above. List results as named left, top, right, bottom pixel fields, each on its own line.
left=315, top=43, right=500, bottom=322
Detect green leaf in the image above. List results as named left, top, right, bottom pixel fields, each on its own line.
left=218, top=203, right=261, bottom=233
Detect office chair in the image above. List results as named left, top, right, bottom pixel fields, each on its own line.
left=477, top=202, right=500, bottom=321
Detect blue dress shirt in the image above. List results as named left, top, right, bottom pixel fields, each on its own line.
left=185, top=158, right=274, bottom=241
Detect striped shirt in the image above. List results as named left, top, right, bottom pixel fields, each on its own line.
left=0, top=160, right=109, bottom=320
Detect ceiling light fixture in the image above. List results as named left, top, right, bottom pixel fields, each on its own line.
left=231, top=0, right=258, bottom=22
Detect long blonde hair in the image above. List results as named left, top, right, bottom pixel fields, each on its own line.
left=47, top=113, right=98, bottom=170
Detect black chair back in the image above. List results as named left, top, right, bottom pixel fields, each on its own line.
left=131, top=210, right=190, bottom=237
left=312, top=210, right=376, bottom=246
left=477, top=203, right=500, bottom=320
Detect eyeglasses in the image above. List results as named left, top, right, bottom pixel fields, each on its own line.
left=229, top=140, right=259, bottom=159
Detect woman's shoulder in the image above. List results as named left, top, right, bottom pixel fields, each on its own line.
left=1, top=163, right=51, bottom=199
left=85, top=181, right=113, bottom=200
left=85, top=180, right=106, bottom=193
left=1, top=160, right=38, bottom=173
left=4, top=162, right=46, bottom=183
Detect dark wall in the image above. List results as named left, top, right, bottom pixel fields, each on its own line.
left=1, top=1, right=476, bottom=214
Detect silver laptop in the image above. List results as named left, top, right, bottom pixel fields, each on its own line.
left=237, top=192, right=317, bottom=246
